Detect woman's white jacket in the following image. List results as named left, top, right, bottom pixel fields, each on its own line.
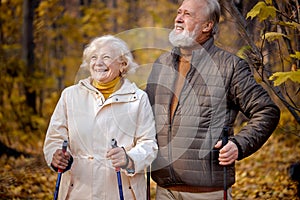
left=43, top=77, right=158, bottom=200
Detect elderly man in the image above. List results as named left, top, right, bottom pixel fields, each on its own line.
left=145, top=0, right=280, bottom=199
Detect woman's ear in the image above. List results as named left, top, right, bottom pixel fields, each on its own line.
left=119, top=62, right=127, bottom=76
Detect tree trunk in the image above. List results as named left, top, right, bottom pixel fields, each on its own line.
left=107, top=0, right=117, bottom=32
left=21, top=0, right=40, bottom=113
left=128, top=0, right=139, bottom=26
left=0, top=0, right=3, bottom=106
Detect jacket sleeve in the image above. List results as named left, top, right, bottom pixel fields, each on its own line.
left=126, top=91, right=158, bottom=173
left=43, top=89, right=70, bottom=169
left=229, top=59, right=280, bottom=160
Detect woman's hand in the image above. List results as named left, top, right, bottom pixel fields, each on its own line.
left=51, top=149, right=72, bottom=172
left=106, top=147, right=129, bottom=168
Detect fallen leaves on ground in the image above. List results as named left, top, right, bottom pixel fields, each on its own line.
left=232, top=132, right=300, bottom=199
left=0, top=132, right=299, bottom=199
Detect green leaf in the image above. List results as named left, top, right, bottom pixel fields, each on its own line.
left=269, top=71, right=300, bottom=86
left=290, top=51, right=300, bottom=60
left=262, top=32, right=289, bottom=42
left=246, top=2, right=277, bottom=22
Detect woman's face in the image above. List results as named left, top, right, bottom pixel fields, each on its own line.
left=89, top=46, right=124, bottom=83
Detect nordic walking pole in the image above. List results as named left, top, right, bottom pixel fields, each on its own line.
left=147, top=166, right=150, bottom=200
left=111, top=139, right=124, bottom=200
left=222, top=127, right=229, bottom=200
left=54, top=140, right=68, bottom=200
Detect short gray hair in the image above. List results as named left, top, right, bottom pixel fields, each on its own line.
left=81, top=35, right=138, bottom=76
left=205, top=0, right=220, bottom=34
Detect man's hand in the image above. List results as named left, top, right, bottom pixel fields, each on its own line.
left=214, top=140, right=238, bottom=165
left=51, top=149, right=72, bottom=171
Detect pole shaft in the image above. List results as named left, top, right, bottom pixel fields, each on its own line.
left=111, top=139, right=124, bottom=200
left=222, top=127, right=229, bottom=200
left=53, top=140, right=68, bottom=200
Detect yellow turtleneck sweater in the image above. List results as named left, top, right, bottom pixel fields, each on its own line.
left=92, top=76, right=122, bottom=99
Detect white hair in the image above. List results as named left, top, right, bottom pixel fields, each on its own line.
left=81, top=35, right=138, bottom=76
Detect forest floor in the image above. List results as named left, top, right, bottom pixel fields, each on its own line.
left=0, top=131, right=299, bottom=200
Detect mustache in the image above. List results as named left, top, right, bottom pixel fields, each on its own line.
left=174, top=23, right=185, bottom=29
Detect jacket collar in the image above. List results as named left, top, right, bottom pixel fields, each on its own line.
left=79, top=77, right=138, bottom=96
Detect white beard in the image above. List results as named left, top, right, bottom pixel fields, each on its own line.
left=169, top=25, right=200, bottom=48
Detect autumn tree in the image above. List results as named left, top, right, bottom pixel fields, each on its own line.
left=218, top=0, right=299, bottom=131
left=243, top=0, right=299, bottom=127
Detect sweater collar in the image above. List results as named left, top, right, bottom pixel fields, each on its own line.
left=92, top=77, right=122, bottom=99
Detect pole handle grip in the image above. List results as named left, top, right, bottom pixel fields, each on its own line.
left=111, top=139, right=121, bottom=171
left=62, top=140, right=67, bottom=153
left=58, top=140, right=68, bottom=173
left=222, top=127, right=229, bottom=147
left=111, top=138, right=118, bottom=148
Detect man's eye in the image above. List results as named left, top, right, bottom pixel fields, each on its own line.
left=91, top=55, right=97, bottom=60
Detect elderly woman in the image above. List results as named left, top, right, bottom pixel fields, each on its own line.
left=43, top=35, right=158, bottom=200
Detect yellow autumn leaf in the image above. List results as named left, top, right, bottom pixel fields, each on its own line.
left=262, top=32, right=289, bottom=42
left=265, top=0, right=273, bottom=5
left=278, top=21, right=300, bottom=30
left=247, top=2, right=277, bottom=22
left=290, top=51, right=300, bottom=60
left=269, top=70, right=300, bottom=86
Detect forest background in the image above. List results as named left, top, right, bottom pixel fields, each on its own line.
left=0, top=0, right=300, bottom=199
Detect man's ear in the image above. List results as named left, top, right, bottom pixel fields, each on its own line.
left=203, top=21, right=214, bottom=33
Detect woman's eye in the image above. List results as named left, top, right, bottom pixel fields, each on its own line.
left=91, top=55, right=97, bottom=60
left=103, top=55, right=111, bottom=59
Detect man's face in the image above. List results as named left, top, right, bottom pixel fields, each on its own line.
left=169, top=0, right=210, bottom=48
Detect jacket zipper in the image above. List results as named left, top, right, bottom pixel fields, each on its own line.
left=168, top=52, right=194, bottom=183
left=168, top=56, right=177, bottom=183
left=168, top=116, right=176, bottom=183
